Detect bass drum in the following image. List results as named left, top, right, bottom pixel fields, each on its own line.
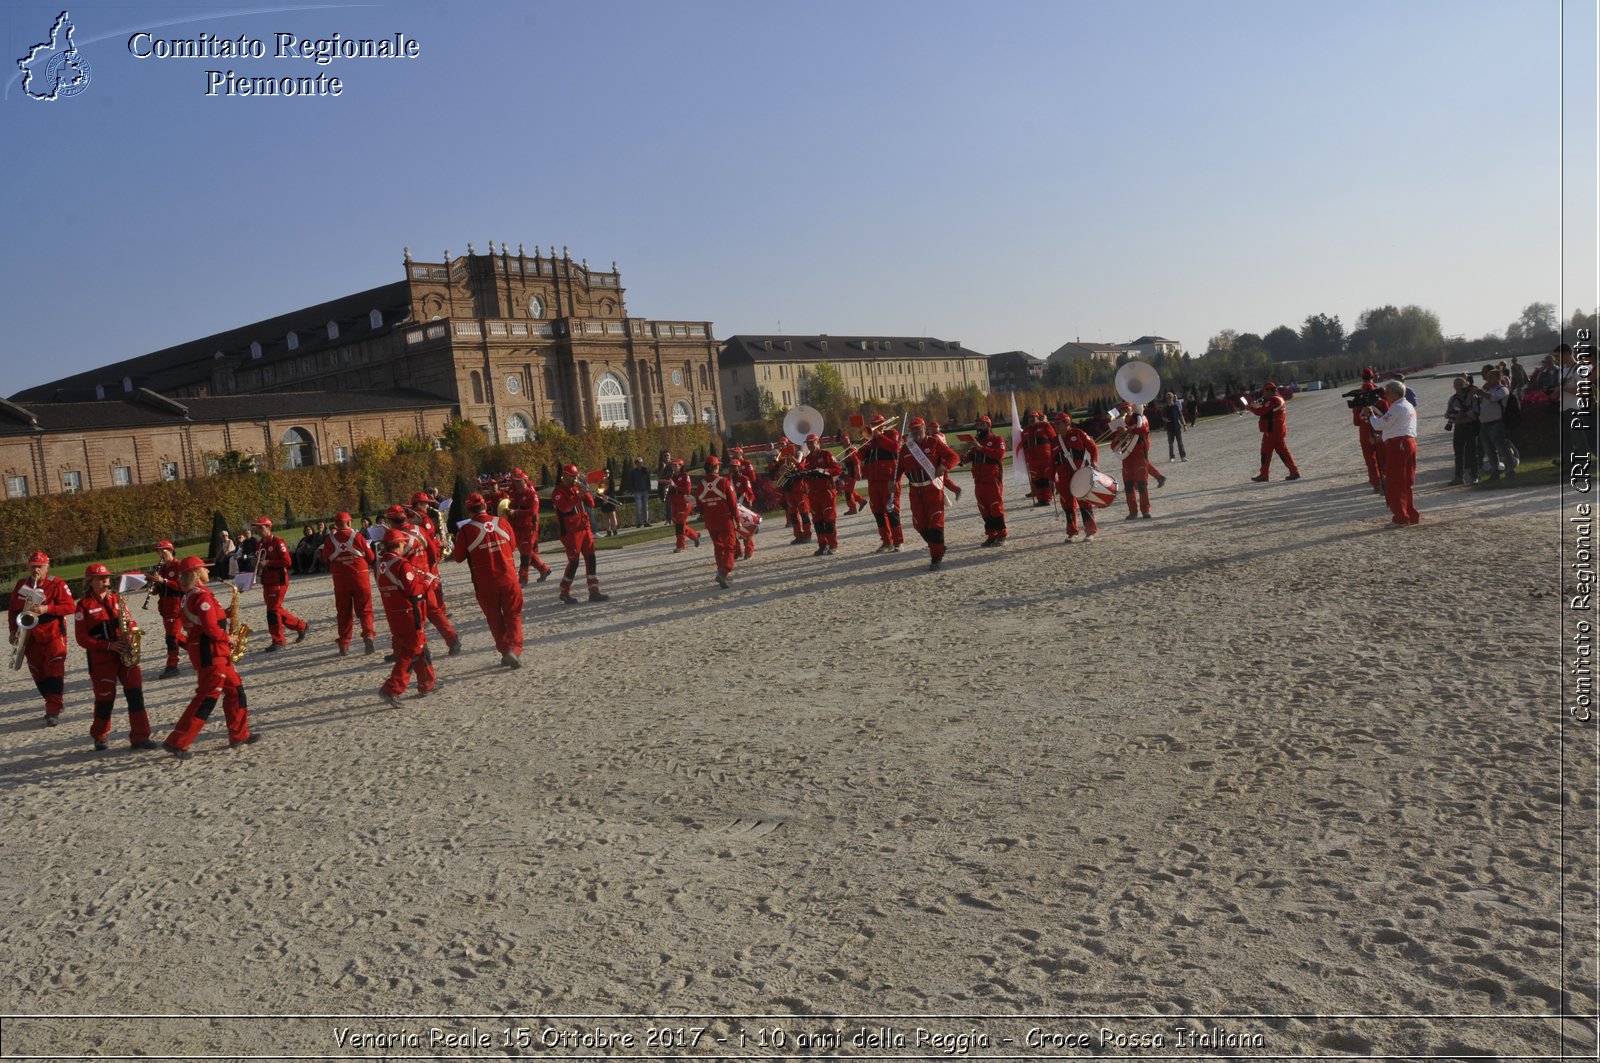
left=1069, top=465, right=1119, bottom=508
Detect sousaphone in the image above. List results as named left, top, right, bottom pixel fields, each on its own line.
left=1114, top=359, right=1162, bottom=405
left=782, top=405, right=825, bottom=445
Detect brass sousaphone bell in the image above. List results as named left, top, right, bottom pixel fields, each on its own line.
left=1114, top=359, right=1161, bottom=406
left=782, top=405, right=825, bottom=446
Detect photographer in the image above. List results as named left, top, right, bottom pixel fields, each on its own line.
left=1364, top=379, right=1420, bottom=526
left=1445, top=375, right=1480, bottom=486
left=1476, top=364, right=1519, bottom=481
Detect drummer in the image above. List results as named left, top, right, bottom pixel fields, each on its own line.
left=1050, top=411, right=1103, bottom=543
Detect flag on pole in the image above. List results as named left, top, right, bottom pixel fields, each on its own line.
left=1007, top=391, right=1027, bottom=490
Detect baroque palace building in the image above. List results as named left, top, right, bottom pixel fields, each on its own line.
left=5, top=243, right=721, bottom=498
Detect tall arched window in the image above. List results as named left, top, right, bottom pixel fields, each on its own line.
left=281, top=427, right=317, bottom=469
left=698, top=364, right=709, bottom=390
left=596, top=372, right=630, bottom=428
left=701, top=406, right=716, bottom=427
left=505, top=413, right=531, bottom=444
left=671, top=401, right=692, bottom=425
left=470, top=371, right=484, bottom=404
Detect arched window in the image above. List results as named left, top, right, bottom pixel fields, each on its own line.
left=326, top=320, right=340, bottom=340
left=671, top=401, right=692, bottom=425
left=470, top=371, right=484, bottom=404
left=369, top=309, right=383, bottom=329
left=596, top=372, right=630, bottom=428
left=281, top=427, right=317, bottom=469
left=505, top=413, right=531, bottom=444
left=698, top=364, right=709, bottom=390
left=701, top=406, right=717, bottom=427
left=286, top=331, right=299, bottom=351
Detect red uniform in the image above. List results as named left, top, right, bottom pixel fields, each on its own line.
left=165, top=584, right=250, bottom=753
left=8, top=575, right=74, bottom=722
left=507, top=479, right=554, bottom=583
left=859, top=427, right=905, bottom=549
left=553, top=482, right=607, bottom=602
left=800, top=448, right=844, bottom=551
left=1249, top=391, right=1301, bottom=481
left=665, top=468, right=703, bottom=551
left=961, top=429, right=1008, bottom=543
left=729, top=456, right=759, bottom=559
left=1050, top=422, right=1102, bottom=540
left=450, top=512, right=524, bottom=657
left=897, top=432, right=961, bottom=565
left=320, top=528, right=377, bottom=653
left=1114, top=414, right=1164, bottom=519
left=394, top=519, right=460, bottom=650
left=1019, top=418, right=1060, bottom=506
left=375, top=552, right=436, bottom=697
left=691, top=469, right=742, bottom=585
left=772, top=451, right=812, bottom=543
left=1353, top=381, right=1387, bottom=492
left=838, top=444, right=867, bottom=513
left=255, top=533, right=308, bottom=645
left=74, top=588, right=150, bottom=747
left=153, top=556, right=188, bottom=671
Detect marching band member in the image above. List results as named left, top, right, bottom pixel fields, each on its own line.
left=449, top=493, right=525, bottom=668
left=74, top=563, right=153, bottom=751
left=664, top=458, right=703, bottom=552
left=960, top=415, right=1008, bottom=546
left=553, top=464, right=610, bottom=604
left=8, top=550, right=74, bottom=726
left=1247, top=381, right=1302, bottom=482
left=151, top=540, right=188, bottom=677
left=507, top=469, right=554, bottom=584
left=800, top=434, right=843, bottom=556
left=773, top=443, right=813, bottom=544
left=1113, top=403, right=1166, bottom=520
left=1363, top=379, right=1421, bottom=526
left=860, top=414, right=905, bottom=553
left=837, top=432, right=867, bottom=514
left=252, top=516, right=309, bottom=651
left=320, top=511, right=378, bottom=656
left=1352, top=367, right=1386, bottom=494
left=1050, top=411, right=1101, bottom=543
left=385, top=504, right=461, bottom=656
left=896, top=416, right=960, bottom=570
left=375, top=528, right=437, bottom=706
left=728, top=446, right=759, bottom=560
left=691, top=455, right=742, bottom=588
left=1019, top=410, right=1059, bottom=507
left=164, top=555, right=255, bottom=759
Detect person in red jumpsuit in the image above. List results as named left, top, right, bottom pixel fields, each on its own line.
left=774, top=443, right=813, bottom=544
left=164, top=555, right=255, bottom=759
left=728, top=446, right=759, bottom=560
left=252, top=516, right=308, bottom=651
left=860, top=414, right=904, bottom=553
left=553, top=464, right=610, bottom=604
left=691, top=456, right=742, bottom=588
left=320, top=511, right=377, bottom=656
left=1247, top=381, right=1302, bottom=482
left=1352, top=367, right=1386, bottom=494
left=450, top=492, right=525, bottom=668
left=506, top=469, right=554, bottom=584
left=75, top=563, right=153, bottom=751
left=664, top=458, right=703, bottom=552
left=8, top=550, right=74, bottom=726
left=800, top=434, right=843, bottom=556
left=1112, top=403, right=1167, bottom=520
left=151, top=540, right=188, bottom=677
left=375, top=529, right=436, bottom=706
left=1364, top=380, right=1421, bottom=526
left=1050, top=411, right=1102, bottom=543
left=896, top=416, right=960, bottom=570
left=1019, top=410, right=1060, bottom=507
left=960, top=415, right=1008, bottom=546
left=384, top=504, right=461, bottom=656
left=837, top=432, right=867, bottom=514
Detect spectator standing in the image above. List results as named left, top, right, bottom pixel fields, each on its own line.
left=1476, top=364, right=1520, bottom=481
left=1559, top=343, right=1595, bottom=462
left=1161, top=391, right=1187, bottom=461
left=212, top=531, right=237, bottom=580
left=234, top=529, right=258, bottom=573
left=628, top=458, right=653, bottom=528
left=1445, top=376, right=1480, bottom=486
left=1510, top=357, right=1529, bottom=395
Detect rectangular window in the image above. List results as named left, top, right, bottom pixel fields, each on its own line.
left=5, top=475, right=27, bottom=498
left=112, top=466, right=132, bottom=486
left=160, top=461, right=179, bottom=481
left=334, top=446, right=350, bottom=464
left=62, top=471, right=83, bottom=493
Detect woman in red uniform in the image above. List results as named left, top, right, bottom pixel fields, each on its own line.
left=74, top=563, right=153, bottom=751
left=553, top=464, right=610, bottom=604
left=8, top=550, right=74, bottom=726
left=164, top=556, right=255, bottom=759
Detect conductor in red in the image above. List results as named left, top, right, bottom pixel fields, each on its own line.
left=321, top=511, right=378, bottom=656
left=1246, top=382, right=1302, bottom=482
left=553, top=464, right=610, bottom=604
left=8, top=550, right=74, bottom=726
left=691, top=455, right=742, bottom=588
left=450, top=493, right=525, bottom=668
left=75, top=563, right=153, bottom=751
left=800, top=433, right=843, bottom=556
left=252, top=516, right=309, bottom=650
left=960, top=415, right=1008, bottom=546
left=164, top=555, right=255, bottom=759
left=897, top=416, right=961, bottom=570
left=151, top=540, right=188, bottom=677
left=375, top=528, right=437, bottom=705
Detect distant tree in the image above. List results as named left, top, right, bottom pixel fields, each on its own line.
left=1299, top=313, right=1345, bottom=359
left=1263, top=325, right=1305, bottom=363
left=1570, top=307, right=1597, bottom=336
left=393, top=435, right=434, bottom=455
left=799, top=361, right=848, bottom=415
left=439, top=418, right=489, bottom=453
left=1205, top=329, right=1238, bottom=357
left=353, top=439, right=396, bottom=467
left=1355, top=304, right=1443, bottom=364
left=748, top=386, right=779, bottom=420
left=205, top=449, right=258, bottom=476
left=1505, top=302, right=1557, bottom=346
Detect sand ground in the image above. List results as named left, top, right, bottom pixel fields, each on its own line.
left=0, top=377, right=1592, bottom=1059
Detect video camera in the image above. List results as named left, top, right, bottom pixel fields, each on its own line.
left=1343, top=387, right=1384, bottom=410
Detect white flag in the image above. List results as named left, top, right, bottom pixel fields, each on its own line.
left=1007, top=391, right=1027, bottom=490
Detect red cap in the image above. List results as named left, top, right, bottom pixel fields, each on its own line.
left=1361, top=367, right=1375, bottom=379
left=334, top=511, right=351, bottom=524
left=705, top=455, right=721, bottom=467
left=26, top=551, right=48, bottom=565
left=178, top=555, right=207, bottom=573
left=908, top=416, right=926, bottom=428
left=1263, top=381, right=1278, bottom=392
left=805, top=433, right=819, bottom=443
left=729, top=446, right=744, bottom=456
left=85, top=563, right=111, bottom=577
left=976, top=415, right=992, bottom=427
left=384, top=504, right=408, bottom=521
left=1053, top=411, right=1071, bottom=423
left=562, top=463, right=580, bottom=476
left=155, top=540, right=174, bottom=552
left=410, top=492, right=432, bottom=507
left=381, top=528, right=407, bottom=549
left=465, top=493, right=487, bottom=510
left=512, top=467, right=526, bottom=479
left=252, top=516, right=272, bottom=528
left=869, top=413, right=887, bottom=425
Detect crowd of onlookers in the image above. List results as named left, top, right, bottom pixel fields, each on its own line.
left=1444, top=343, right=1590, bottom=486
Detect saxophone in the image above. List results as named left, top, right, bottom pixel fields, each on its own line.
left=226, top=583, right=252, bottom=664
left=118, top=599, right=142, bottom=668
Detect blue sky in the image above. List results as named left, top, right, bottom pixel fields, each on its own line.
left=2, top=0, right=1593, bottom=393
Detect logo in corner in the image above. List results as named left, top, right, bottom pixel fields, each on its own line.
left=18, top=11, right=92, bottom=101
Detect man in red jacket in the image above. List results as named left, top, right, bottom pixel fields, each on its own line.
left=1247, top=382, right=1302, bottom=482
left=664, top=458, right=703, bottom=552
left=837, top=432, right=867, bottom=514
left=165, top=555, right=255, bottom=759
left=1051, top=411, right=1102, bottom=543
left=1351, top=367, right=1386, bottom=493
left=960, top=415, right=1008, bottom=545
left=506, top=469, right=554, bottom=585
left=375, top=529, right=436, bottom=706
left=384, top=504, right=461, bottom=656
left=8, top=550, right=75, bottom=726
left=860, top=414, right=904, bottom=553
left=1111, top=403, right=1167, bottom=520
left=151, top=540, right=188, bottom=677
left=319, top=511, right=377, bottom=656
left=1019, top=410, right=1059, bottom=507
left=800, top=434, right=843, bottom=556
left=691, top=456, right=742, bottom=588
left=897, top=417, right=961, bottom=569
left=728, top=446, right=759, bottom=560
left=553, top=464, right=610, bottom=604
left=450, top=492, right=525, bottom=668
left=75, top=563, right=153, bottom=751
left=773, top=443, right=813, bottom=544
left=252, top=516, right=308, bottom=651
